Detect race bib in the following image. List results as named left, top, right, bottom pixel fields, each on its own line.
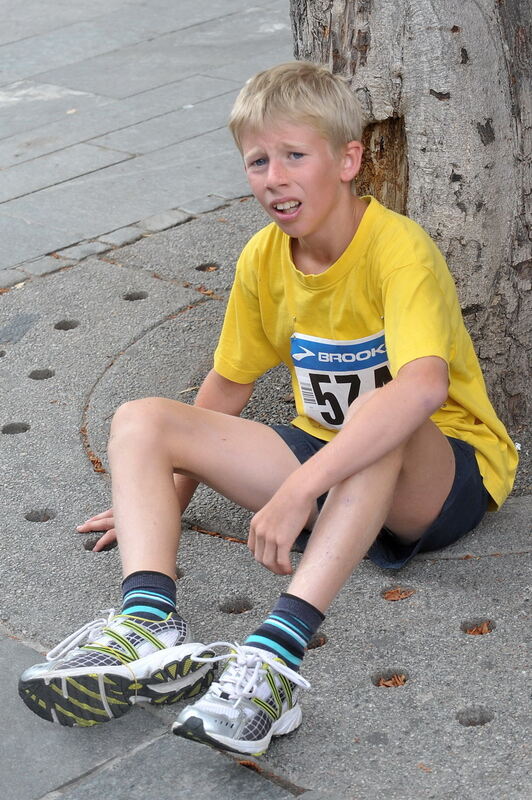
left=291, top=331, right=391, bottom=430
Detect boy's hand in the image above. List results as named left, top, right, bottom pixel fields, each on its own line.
left=76, top=509, right=117, bottom=552
left=248, top=485, right=314, bottom=575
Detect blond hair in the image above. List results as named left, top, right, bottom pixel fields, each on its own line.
left=229, top=61, right=364, bottom=153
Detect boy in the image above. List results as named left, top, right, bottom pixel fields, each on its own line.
left=19, top=62, right=517, bottom=756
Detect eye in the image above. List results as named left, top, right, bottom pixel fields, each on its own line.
left=248, top=156, right=267, bottom=168
left=289, top=152, right=305, bottom=160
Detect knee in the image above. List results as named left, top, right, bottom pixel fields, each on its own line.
left=108, top=397, right=180, bottom=452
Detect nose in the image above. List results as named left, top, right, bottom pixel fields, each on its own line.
left=265, top=158, right=288, bottom=189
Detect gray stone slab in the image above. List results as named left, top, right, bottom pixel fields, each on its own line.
left=0, top=211, right=84, bottom=269
left=178, top=194, right=228, bottom=215
left=58, top=735, right=295, bottom=799
left=35, top=3, right=291, bottom=98
left=21, top=256, right=75, bottom=276
left=0, top=632, right=167, bottom=800
left=0, top=268, right=26, bottom=288
left=0, top=80, right=113, bottom=139
left=0, top=0, right=137, bottom=46
left=0, top=143, right=131, bottom=203
left=98, top=226, right=144, bottom=247
left=0, top=74, right=238, bottom=169
left=90, top=90, right=238, bottom=155
left=0, top=129, right=247, bottom=256
left=58, top=241, right=111, bottom=260
left=138, top=210, right=190, bottom=233
left=1, top=0, right=255, bottom=84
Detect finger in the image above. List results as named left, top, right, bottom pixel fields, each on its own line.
left=77, top=509, right=113, bottom=526
left=276, top=544, right=293, bottom=576
left=76, top=516, right=114, bottom=532
left=248, top=520, right=256, bottom=554
left=92, top=529, right=117, bottom=552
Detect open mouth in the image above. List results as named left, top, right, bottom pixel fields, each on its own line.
left=272, top=200, right=301, bottom=215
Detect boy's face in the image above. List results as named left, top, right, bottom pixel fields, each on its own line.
left=240, top=121, right=358, bottom=243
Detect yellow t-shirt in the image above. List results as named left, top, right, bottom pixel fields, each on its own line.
left=214, top=196, right=517, bottom=509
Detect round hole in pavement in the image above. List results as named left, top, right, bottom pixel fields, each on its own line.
left=381, top=585, right=416, bottom=601
left=83, top=536, right=118, bottom=552
left=25, top=509, right=56, bottom=523
left=461, top=619, right=495, bottom=635
left=218, top=597, right=253, bottom=614
left=195, top=263, right=219, bottom=272
left=123, top=291, right=148, bottom=301
left=29, top=368, right=55, bottom=380
left=307, top=633, right=328, bottom=649
left=0, top=350, right=5, bottom=357
left=2, top=422, right=30, bottom=434
left=456, top=707, right=494, bottom=727
left=54, top=320, right=79, bottom=330
left=371, top=669, right=409, bottom=687
left=176, top=567, right=185, bottom=580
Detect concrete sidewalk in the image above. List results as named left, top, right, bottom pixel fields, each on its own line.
left=0, top=2, right=530, bottom=798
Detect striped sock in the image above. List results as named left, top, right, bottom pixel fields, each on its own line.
left=120, top=570, right=177, bottom=621
left=244, top=593, right=324, bottom=671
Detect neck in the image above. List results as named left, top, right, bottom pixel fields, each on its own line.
left=292, top=195, right=368, bottom=275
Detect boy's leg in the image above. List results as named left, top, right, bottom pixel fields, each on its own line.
left=19, top=398, right=307, bottom=727
left=107, top=397, right=313, bottom=578
left=173, top=401, right=456, bottom=755
left=287, top=412, right=455, bottom=612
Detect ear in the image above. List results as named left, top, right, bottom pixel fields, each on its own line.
left=340, top=140, right=363, bottom=182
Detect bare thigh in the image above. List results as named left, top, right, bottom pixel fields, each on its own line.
left=134, top=398, right=309, bottom=516
left=385, top=419, right=455, bottom=540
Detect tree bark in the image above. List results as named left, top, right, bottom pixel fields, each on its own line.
left=290, top=0, right=531, bottom=427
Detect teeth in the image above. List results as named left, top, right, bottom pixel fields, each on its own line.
left=274, top=201, right=300, bottom=211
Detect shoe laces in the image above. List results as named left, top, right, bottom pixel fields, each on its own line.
left=192, top=641, right=310, bottom=705
left=46, top=609, right=117, bottom=662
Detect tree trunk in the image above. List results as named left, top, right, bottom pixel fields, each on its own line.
left=290, top=0, right=531, bottom=427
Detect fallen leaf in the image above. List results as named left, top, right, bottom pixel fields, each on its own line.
left=238, top=760, right=262, bottom=773
left=377, top=673, right=406, bottom=687
left=0, top=288, right=10, bottom=294
left=190, top=525, right=246, bottom=544
left=417, top=763, right=432, bottom=773
left=383, top=586, right=415, bottom=601
left=466, top=620, right=492, bottom=635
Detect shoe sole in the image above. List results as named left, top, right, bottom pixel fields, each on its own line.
left=172, top=704, right=302, bottom=756
left=19, top=646, right=215, bottom=727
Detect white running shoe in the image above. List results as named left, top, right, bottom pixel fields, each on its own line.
left=19, top=610, right=215, bottom=726
left=172, top=642, right=310, bottom=755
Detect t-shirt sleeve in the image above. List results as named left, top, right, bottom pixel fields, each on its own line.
left=214, top=248, right=281, bottom=384
left=382, top=264, right=454, bottom=377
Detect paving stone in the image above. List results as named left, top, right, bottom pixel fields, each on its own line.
left=179, top=195, right=229, bottom=215
left=0, top=80, right=113, bottom=139
left=0, top=269, right=27, bottom=288
left=0, top=632, right=168, bottom=800
left=0, top=130, right=245, bottom=253
left=0, top=143, right=132, bottom=203
left=0, top=212, right=82, bottom=270
left=138, top=210, right=191, bottom=233
left=97, top=227, right=144, bottom=247
left=0, top=74, right=239, bottom=169
left=0, top=0, right=135, bottom=46
left=90, top=90, right=238, bottom=155
left=35, top=4, right=291, bottom=98
left=58, top=241, right=112, bottom=260
left=20, top=256, right=75, bottom=277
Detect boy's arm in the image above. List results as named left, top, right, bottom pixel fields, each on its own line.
left=249, top=355, right=448, bottom=573
left=174, top=369, right=254, bottom=510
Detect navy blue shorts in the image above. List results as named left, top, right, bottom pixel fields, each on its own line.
left=271, top=424, right=490, bottom=570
